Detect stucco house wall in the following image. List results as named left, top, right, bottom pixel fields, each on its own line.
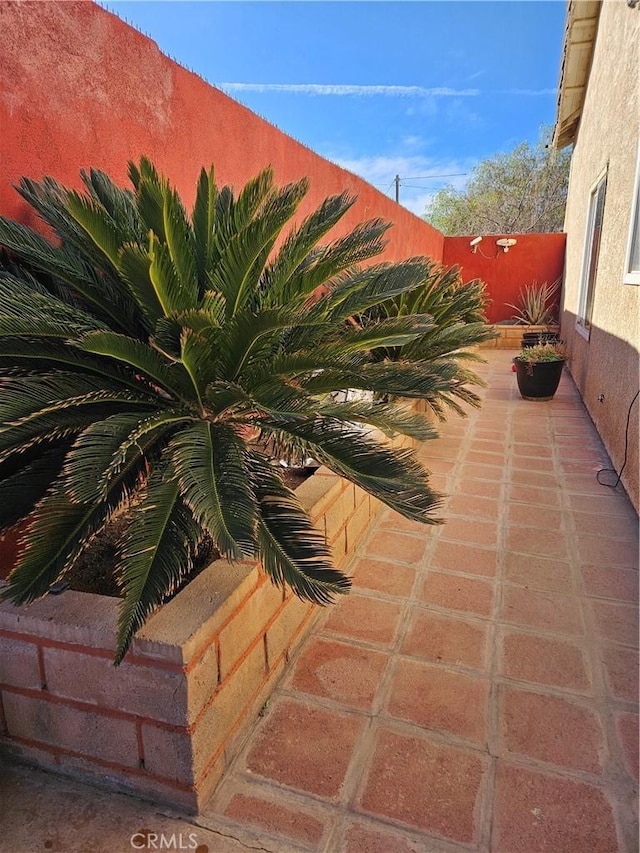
left=559, top=0, right=639, bottom=511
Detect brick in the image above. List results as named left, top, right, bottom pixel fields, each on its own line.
left=346, top=498, right=373, bottom=552
left=43, top=647, right=189, bottom=725
left=186, top=640, right=219, bottom=722
left=402, top=608, right=489, bottom=670
left=386, top=659, right=489, bottom=745
left=379, top=510, right=431, bottom=535
left=245, top=699, right=364, bottom=800
left=421, top=572, right=495, bottom=617
left=500, top=631, right=591, bottom=692
left=140, top=725, right=194, bottom=786
left=0, top=637, right=41, bottom=689
left=351, top=557, right=416, bottom=598
left=323, top=489, right=350, bottom=541
left=192, top=641, right=267, bottom=779
left=266, top=595, right=316, bottom=668
left=493, top=762, right=619, bottom=853
left=289, top=637, right=388, bottom=711
left=295, top=472, right=342, bottom=518
left=499, top=687, right=605, bottom=773
left=224, top=791, right=326, bottom=846
left=218, top=580, right=283, bottom=679
left=2, top=691, right=138, bottom=767
left=358, top=727, right=486, bottom=842
left=329, top=526, right=348, bottom=568
left=323, top=594, right=402, bottom=648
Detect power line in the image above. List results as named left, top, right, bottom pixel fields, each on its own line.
left=402, top=173, right=467, bottom=181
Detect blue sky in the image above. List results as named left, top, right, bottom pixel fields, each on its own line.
left=103, top=1, right=567, bottom=216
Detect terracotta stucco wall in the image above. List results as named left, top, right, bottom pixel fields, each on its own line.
left=560, top=0, right=639, bottom=511
left=443, top=233, right=566, bottom=324
left=0, top=1, right=443, bottom=263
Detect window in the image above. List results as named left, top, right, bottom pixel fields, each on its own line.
left=577, top=170, right=607, bottom=337
left=624, top=148, right=640, bottom=286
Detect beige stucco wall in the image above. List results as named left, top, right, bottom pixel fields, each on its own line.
left=561, top=0, right=639, bottom=512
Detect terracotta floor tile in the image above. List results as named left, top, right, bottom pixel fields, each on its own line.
left=473, top=429, right=507, bottom=442
left=472, top=438, right=507, bottom=453
left=223, top=791, right=326, bottom=846
left=465, top=449, right=507, bottom=465
left=503, top=552, right=573, bottom=593
left=351, top=557, right=416, bottom=598
left=512, top=443, right=553, bottom=459
left=601, top=646, right=639, bottom=702
left=323, top=594, right=403, bottom=648
left=358, top=727, right=486, bottom=843
left=421, top=572, right=495, bottom=618
left=424, top=458, right=456, bottom=475
left=616, top=712, right=639, bottom=781
left=581, top=565, right=639, bottom=602
left=459, top=463, right=504, bottom=483
left=499, top=687, right=605, bottom=773
left=342, top=821, right=429, bottom=853
left=500, top=631, right=591, bottom=692
left=510, top=456, right=557, bottom=475
left=288, top=637, right=388, bottom=711
left=439, top=516, right=499, bottom=548
left=506, top=503, right=564, bottom=530
left=366, top=531, right=428, bottom=565
left=563, top=474, right=622, bottom=496
left=588, top=600, right=639, bottom=647
left=245, top=699, right=363, bottom=800
left=431, top=541, right=497, bottom=577
left=492, top=762, right=619, bottom=853
left=572, top=510, right=639, bottom=540
left=386, top=659, right=489, bottom=745
left=567, top=491, right=635, bottom=517
left=447, top=494, right=500, bottom=521
left=378, top=511, right=430, bottom=536
left=455, top=478, right=503, bottom=500
left=508, top=468, right=558, bottom=489
left=508, top=483, right=561, bottom=507
left=402, top=608, right=489, bottom=670
left=501, top=586, right=583, bottom=635
left=577, top=535, right=639, bottom=569
left=505, top=524, right=570, bottom=560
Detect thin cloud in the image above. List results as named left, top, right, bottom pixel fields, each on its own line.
left=500, top=88, right=557, bottom=96
left=218, top=83, right=480, bottom=98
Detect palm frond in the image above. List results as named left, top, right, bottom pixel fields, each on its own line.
left=170, top=421, right=256, bottom=559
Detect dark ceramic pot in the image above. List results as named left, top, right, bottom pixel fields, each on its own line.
left=514, top=358, right=565, bottom=401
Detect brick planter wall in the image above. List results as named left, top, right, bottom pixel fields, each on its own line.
left=480, top=325, right=561, bottom=349
left=0, top=466, right=385, bottom=812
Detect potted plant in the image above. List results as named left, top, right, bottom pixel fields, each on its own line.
left=506, top=278, right=561, bottom=347
left=513, top=342, right=567, bottom=401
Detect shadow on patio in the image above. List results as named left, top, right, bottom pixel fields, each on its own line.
left=1, top=349, right=638, bottom=852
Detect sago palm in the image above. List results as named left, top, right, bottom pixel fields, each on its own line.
left=0, top=159, right=480, bottom=662
left=363, top=263, right=496, bottom=419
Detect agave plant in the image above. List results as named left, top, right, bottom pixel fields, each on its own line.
left=506, top=278, right=560, bottom=326
left=0, top=159, right=483, bottom=662
left=363, top=264, right=496, bottom=419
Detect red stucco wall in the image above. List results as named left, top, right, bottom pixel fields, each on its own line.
left=0, top=1, right=444, bottom=263
left=443, top=233, right=567, bottom=323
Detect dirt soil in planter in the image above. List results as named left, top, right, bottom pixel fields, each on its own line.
left=63, top=466, right=317, bottom=598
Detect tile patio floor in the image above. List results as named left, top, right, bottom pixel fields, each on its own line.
left=1, top=350, right=638, bottom=852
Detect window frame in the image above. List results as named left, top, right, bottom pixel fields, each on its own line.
left=576, top=167, right=608, bottom=340
left=623, top=147, right=640, bottom=286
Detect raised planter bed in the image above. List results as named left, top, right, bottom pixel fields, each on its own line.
left=0, top=461, right=389, bottom=812
left=480, top=325, right=560, bottom=350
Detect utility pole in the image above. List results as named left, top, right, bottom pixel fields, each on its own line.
left=394, top=174, right=400, bottom=203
